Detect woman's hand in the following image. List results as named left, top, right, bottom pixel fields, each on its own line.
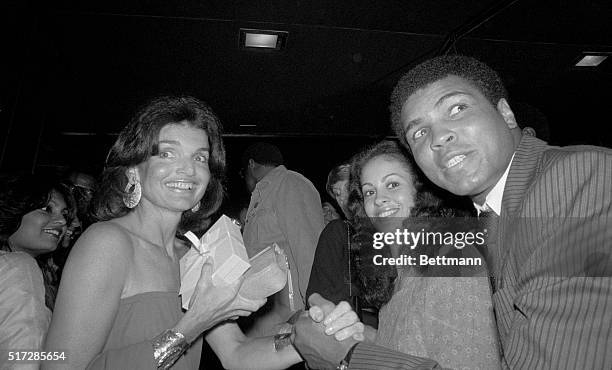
left=174, top=262, right=266, bottom=342
left=307, top=293, right=365, bottom=341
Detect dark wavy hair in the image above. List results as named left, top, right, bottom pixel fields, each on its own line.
left=0, top=173, right=75, bottom=309
left=347, top=141, right=475, bottom=309
left=92, top=96, right=226, bottom=233
left=347, top=140, right=421, bottom=308
left=389, top=55, right=508, bottom=148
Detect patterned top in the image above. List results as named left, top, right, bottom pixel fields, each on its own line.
left=376, top=270, right=501, bottom=370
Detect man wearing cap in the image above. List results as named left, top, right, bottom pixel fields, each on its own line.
left=240, top=142, right=325, bottom=337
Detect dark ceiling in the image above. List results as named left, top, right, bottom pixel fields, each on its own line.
left=1, top=0, right=611, bottom=199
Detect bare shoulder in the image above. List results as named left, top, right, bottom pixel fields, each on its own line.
left=68, top=221, right=134, bottom=268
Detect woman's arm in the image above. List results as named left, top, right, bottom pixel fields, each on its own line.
left=206, top=321, right=302, bottom=370
left=43, top=223, right=131, bottom=369
left=205, top=296, right=367, bottom=370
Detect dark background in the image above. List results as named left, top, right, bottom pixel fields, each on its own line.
left=1, top=0, right=611, bottom=207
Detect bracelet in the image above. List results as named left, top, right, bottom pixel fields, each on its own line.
left=273, top=332, right=294, bottom=352
left=336, top=343, right=358, bottom=370
left=152, top=329, right=189, bottom=369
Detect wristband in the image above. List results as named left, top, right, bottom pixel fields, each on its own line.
left=273, top=332, right=294, bottom=352
left=336, top=343, right=358, bottom=370
left=152, top=329, right=189, bottom=369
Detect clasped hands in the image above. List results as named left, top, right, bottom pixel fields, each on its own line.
left=292, top=293, right=366, bottom=370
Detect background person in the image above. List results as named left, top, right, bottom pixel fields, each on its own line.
left=240, top=142, right=325, bottom=337
left=307, top=163, right=358, bottom=308
left=0, top=174, right=73, bottom=368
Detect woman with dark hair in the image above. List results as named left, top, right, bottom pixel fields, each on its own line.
left=346, top=140, right=501, bottom=369
left=43, top=96, right=334, bottom=369
left=0, top=173, right=73, bottom=363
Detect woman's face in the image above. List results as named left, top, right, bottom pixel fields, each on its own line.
left=331, top=180, right=349, bottom=216
left=9, top=190, right=68, bottom=256
left=361, top=155, right=416, bottom=224
left=136, top=122, right=211, bottom=213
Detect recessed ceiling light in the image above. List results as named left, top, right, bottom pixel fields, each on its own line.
left=575, top=54, right=608, bottom=67
left=245, top=33, right=278, bottom=48
left=239, top=124, right=257, bottom=127
left=239, top=28, right=288, bottom=50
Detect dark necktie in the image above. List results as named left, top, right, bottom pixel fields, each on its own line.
left=479, top=209, right=500, bottom=292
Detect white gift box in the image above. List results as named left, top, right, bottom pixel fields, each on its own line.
left=179, top=215, right=251, bottom=309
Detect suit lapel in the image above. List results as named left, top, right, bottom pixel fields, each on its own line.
left=495, top=136, right=548, bottom=293
left=501, top=135, right=549, bottom=217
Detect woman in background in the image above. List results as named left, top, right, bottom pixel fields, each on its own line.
left=0, top=174, right=72, bottom=366
left=307, top=163, right=358, bottom=306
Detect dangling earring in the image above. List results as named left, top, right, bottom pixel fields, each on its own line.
left=191, top=202, right=200, bottom=213
left=123, top=178, right=141, bottom=208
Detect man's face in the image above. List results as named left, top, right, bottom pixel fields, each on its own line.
left=400, top=75, right=519, bottom=203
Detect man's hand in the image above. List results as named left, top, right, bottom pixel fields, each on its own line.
left=293, top=311, right=358, bottom=369
left=308, top=294, right=365, bottom=341
left=292, top=294, right=364, bottom=369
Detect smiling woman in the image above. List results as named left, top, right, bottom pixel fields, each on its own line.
left=41, top=96, right=315, bottom=370
left=0, top=173, right=74, bottom=365
left=345, top=140, right=501, bottom=369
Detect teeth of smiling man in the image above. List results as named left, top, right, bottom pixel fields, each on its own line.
left=446, top=154, right=466, bottom=168
left=167, top=182, right=194, bottom=190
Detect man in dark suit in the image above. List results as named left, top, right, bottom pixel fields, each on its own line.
left=293, top=55, right=611, bottom=369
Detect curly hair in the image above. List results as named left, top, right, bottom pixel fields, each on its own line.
left=92, top=96, right=226, bottom=233
left=346, top=140, right=422, bottom=308
left=389, top=55, right=508, bottom=147
left=346, top=140, right=474, bottom=308
left=0, top=173, right=76, bottom=309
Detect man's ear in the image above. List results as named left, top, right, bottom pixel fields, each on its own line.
left=248, top=158, right=256, bottom=169
left=497, top=98, right=518, bottom=129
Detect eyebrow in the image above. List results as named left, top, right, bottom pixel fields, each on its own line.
left=158, top=140, right=210, bottom=151
left=361, top=173, right=405, bottom=188
left=434, top=91, right=470, bottom=109
left=404, top=118, right=422, bottom=134
left=404, top=91, right=471, bottom=133
left=382, top=173, right=405, bottom=181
